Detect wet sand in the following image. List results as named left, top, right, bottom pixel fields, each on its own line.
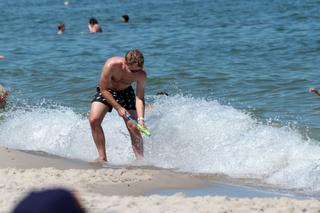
left=1, top=146, right=319, bottom=213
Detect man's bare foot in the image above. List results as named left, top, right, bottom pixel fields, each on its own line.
left=91, top=158, right=107, bottom=164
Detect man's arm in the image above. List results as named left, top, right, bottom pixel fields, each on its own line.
left=135, top=73, right=147, bottom=126
left=0, top=84, right=8, bottom=101
left=309, top=88, right=320, bottom=96
left=88, top=24, right=93, bottom=32
left=99, top=63, right=126, bottom=116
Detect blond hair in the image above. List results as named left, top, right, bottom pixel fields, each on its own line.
left=125, top=49, right=144, bottom=67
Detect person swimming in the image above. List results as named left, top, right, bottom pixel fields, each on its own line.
left=121, top=14, right=129, bottom=23
left=88, top=17, right=102, bottom=33
left=57, top=22, right=65, bottom=34
left=156, top=91, right=169, bottom=96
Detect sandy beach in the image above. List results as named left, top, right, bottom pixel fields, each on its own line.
left=0, top=146, right=318, bottom=213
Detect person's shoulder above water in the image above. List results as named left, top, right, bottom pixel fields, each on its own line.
left=88, top=17, right=102, bottom=33
left=121, top=14, right=129, bottom=23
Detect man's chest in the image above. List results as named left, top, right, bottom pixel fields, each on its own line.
left=111, top=72, right=135, bottom=85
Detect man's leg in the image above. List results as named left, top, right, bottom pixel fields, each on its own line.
left=124, top=110, right=144, bottom=160
left=89, top=102, right=109, bottom=161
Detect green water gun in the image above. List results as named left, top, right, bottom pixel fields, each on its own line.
left=126, top=115, right=151, bottom=137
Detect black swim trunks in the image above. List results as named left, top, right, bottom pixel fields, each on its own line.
left=91, top=86, right=136, bottom=112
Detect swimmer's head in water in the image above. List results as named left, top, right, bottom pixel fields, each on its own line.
left=58, top=23, right=65, bottom=31
left=121, top=15, right=129, bottom=23
left=156, top=91, right=169, bottom=96
left=89, top=17, right=99, bottom=25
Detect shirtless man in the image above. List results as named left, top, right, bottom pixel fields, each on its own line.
left=89, top=49, right=147, bottom=162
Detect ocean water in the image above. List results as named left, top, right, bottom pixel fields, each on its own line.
left=0, top=0, right=320, bottom=196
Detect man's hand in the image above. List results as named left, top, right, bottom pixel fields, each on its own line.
left=138, top=120, right=146, bottom=129
left=137, top=118, right=148, bottom=130
left=116, top=107, right=128, bottom=118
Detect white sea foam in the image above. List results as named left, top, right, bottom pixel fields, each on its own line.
left=0, top=95, right=319, bottom=194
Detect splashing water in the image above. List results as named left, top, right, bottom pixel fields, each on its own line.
left=0, top=95, right=319, bottom=195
